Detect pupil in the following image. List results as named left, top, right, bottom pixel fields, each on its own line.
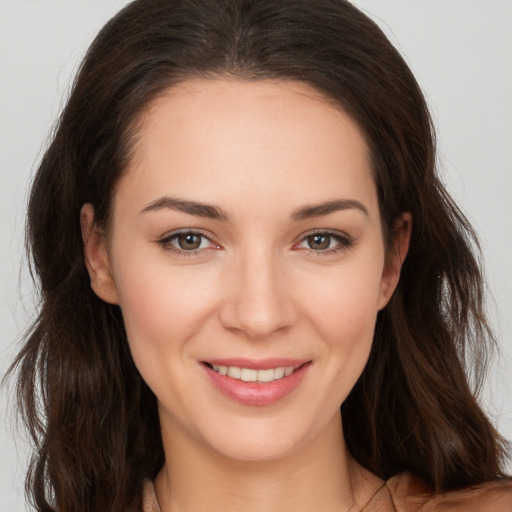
left=308, top=234, right=330, bottom=250
left=179, top=234, right=201, bottom=250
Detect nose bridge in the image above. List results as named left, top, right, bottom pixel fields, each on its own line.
left=220, top=242, right=295, bottom=339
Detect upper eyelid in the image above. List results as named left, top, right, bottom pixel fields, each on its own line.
left=297, top=228, right=352, bottom=241
left=158, top=228, right=217, bottom=242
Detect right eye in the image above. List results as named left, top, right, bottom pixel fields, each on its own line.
left=157, top=230, right=219, bottom=255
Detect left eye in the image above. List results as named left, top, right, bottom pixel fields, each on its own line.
left=162, top=232, right=214, bottom=251
left=298, top=232, right=347, bottom=251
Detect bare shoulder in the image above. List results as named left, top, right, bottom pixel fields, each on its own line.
left=386, top=472, right=512, bottom=511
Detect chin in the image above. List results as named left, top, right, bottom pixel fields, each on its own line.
left=196, top=411, right=330, bottom=464
left=211, top=433, right=302, bottom=463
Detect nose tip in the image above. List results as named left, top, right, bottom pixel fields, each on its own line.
left=219, top=255, right=296, bottom=339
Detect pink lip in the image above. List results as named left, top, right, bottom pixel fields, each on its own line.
left=201, top=360, right=312, bottom=406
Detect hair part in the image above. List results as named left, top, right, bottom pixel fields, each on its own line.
left=7, top=0, right=508, bottom=510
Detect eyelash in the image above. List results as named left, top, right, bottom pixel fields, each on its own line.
left=157, top=229, right=220, bottom=257
left=295, top=230, right=355, bottom=256
left=157, top=229, right=355, bottom=257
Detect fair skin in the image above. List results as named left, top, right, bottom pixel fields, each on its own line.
left=82, top=79, right=411, bottom=511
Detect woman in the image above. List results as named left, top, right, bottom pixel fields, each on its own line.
left=8, top=0, right=511, bottom=511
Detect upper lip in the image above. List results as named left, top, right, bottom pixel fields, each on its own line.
left=203, top=358, right=311, bottom=370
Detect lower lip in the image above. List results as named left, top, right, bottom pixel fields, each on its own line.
left=202, top=363, right=311, bottom=406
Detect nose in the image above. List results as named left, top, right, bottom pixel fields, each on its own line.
left=219, top=247, right=297, bottom=340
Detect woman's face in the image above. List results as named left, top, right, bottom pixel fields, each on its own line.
left=84, top=79, right=408, bottom=461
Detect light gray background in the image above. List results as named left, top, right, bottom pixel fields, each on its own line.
left=1, top=1, right=510, bottom=510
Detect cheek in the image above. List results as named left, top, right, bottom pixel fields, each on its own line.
left=328, top=273, right=380, bottom=335
left=112, top=254, right=219, bottom=372
left=302, top=256, right=383, bottom=335
left=297, top=257, right=384, bottom=393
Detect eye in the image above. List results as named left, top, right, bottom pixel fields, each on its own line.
left=173, top=233, right=209, bottom=250
left=304, top=234, right=335, bottom=251
left=157, top=230, right=218, bottom=254
left=296, top=230, right=354, bottom=254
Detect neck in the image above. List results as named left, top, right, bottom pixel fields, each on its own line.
left=154, top=413, right=383, bottom=512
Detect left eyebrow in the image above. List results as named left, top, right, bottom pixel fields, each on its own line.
left=291, top=199, right=368, bottom=221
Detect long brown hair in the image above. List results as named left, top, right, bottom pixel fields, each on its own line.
left=7, top=0, right=508, bottom=510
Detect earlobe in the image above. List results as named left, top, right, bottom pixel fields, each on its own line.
left=80, top=203, right=119, bottom=304
left=378, top=212, right=412, bottom=310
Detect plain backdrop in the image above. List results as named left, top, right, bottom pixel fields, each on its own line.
left=1, top=1, right=511, bottom=510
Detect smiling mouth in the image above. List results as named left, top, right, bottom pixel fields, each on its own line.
left=203, top=363, right=306, bottom=383
left=202, top=360, right=312, bottom=405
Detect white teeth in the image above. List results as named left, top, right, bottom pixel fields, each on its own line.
left=273, top=367, right=285, bottom=379
left=227, top=366, right=241, bottom=379
left=240, top=368, right=258, bottom=382
left=257, top=368, right=275, bottom=382
left=210, top=364, right=299, bottom=382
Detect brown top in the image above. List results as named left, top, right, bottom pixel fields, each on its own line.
left=363, top=473, right=512, bottom=511
left=141, top=472, right=512, bottom=511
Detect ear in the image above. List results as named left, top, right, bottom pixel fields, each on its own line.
left=377, top=212, right=412, bottom=310
left=81, top=203, right=119, bottom=304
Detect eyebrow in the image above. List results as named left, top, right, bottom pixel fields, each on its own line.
left=291, top=199, right=368, bottom=221
left=140, top=196, right=229, bottom=221
left=140, top=196, right=368, bottom=222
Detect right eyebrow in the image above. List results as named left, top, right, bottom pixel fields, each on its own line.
left=139, top=196, right=230, bottom=221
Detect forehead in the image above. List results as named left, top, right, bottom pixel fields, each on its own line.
left=116, top=79, right=378, bottom=221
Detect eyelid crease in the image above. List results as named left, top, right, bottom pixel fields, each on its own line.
left=297, top=228, right=354, bottom=242
left=157, top=227, right=216, bottom=241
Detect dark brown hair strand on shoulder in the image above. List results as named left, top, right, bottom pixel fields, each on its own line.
left=6, top=0, right=509, bottom=510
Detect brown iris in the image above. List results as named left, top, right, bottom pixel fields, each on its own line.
left=307, top=234, right=331, bottom=250
left=177, top=233, right=202, bottom=250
